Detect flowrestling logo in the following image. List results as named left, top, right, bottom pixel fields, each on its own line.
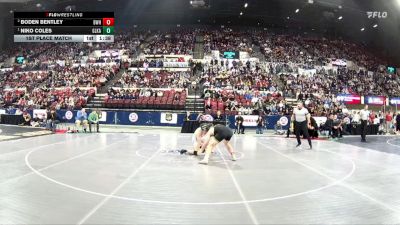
left=367, top=11, right=388, bottom=19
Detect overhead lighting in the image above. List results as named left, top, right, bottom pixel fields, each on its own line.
left=338, top=5, right=342, bottom=9
left=244, top=3, right=248, bottom=8
left=308, top=0, right=314, bottom=3
left=240, top=12, right=243, bottom=15
left=361, top=27, right=365, bottom=31
left=338, top=16, right=343, bottom=20
left=287, top=16, right=290, bottom=19
left=295, top=9, right=299, bottom=13
left=373, top=24, right=378, bottom=28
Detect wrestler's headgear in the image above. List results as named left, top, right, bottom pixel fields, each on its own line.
left=200, top=123, right=213, bottom=131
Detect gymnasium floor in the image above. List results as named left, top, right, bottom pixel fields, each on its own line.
left=1, top=128, right=400, bottom=224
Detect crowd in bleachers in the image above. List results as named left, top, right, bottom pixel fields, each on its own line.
left=0, top=87, right=94, bottom=110
left=0, top=28, right=398, bottom=125
left=113, top=70, right=191, bottom=89
left=50, top=65, right=118, bottom=88
left=203, top=89, right=286, bottom=116
left=143, top=29, right=196, bottom=55
left=104, top=88, right=186, bottom=110
left=203, top=29, right=253, bottom=54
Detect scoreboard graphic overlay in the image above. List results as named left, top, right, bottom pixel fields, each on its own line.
left=14, top=12, right=114, bottom=43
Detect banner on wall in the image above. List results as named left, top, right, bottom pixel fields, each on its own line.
left=64, top=110, right=74, bottom=120
left=278, top=116, right=289, bottom=126
left=160, top=113, right=178, bottom=124
left=163, top=62, right=189, bottom=68
left=314, top=117, right=328, bottom=127
left=365, top=96, right=386, bottom=105
left=336, top=94, right=361, bottom=104
left=235, top=115, right=259, bottom=127
left=331, top=59, right=347, bottom=67
left=389, top=97, right=400, bottom=106
left=99, top=111, right=107, bottom=122
left=298, top=68, right=317, bottom=77
left=33, top=109, right=47, bottom=119
left=128, top=112, right=139, bottom=123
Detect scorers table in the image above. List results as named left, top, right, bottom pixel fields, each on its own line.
left=13, top=12, right=114, bottom=43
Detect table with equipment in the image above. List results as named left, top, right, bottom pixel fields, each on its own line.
left=0, top=114, right=25, bottom=125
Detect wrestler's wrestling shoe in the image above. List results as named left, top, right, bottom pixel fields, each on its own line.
left=232, top=154, right=237, bottom=161
left=198, top=159, right=209, bottom=165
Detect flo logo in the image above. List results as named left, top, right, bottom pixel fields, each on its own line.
left=367, top=11, right=388, bottom=19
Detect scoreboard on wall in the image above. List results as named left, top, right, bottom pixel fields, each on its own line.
left=14, top=12, right=114, bottom=43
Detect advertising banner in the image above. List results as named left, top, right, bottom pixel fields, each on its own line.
left=99, top=111, right=107, bottom=122
left=235, top=115, right=259, bottom=127
left=365, top=96, right=386, bottom=105
left=389, top=97, right=400, bottom=106
left=336, top=94, right=361, bottom=104
left=160, top=113, right=178, bottom=124
left=32, top=109, right=47, bottom=119
left=314, top=117, right=328, bottom=127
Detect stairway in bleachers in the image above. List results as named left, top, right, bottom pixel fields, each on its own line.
left=193, top=35, right=204, bottom=59
left=86, top=93, right=107, bottom=109
left=98, top=68, right=126, bottom=93
left=185, top=94, right=204, bottom=113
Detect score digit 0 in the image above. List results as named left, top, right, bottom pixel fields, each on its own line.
left=102, top=18, right=114, bottom=26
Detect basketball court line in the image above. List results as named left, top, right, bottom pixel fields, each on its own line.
left=76, top=146, right=162, bottom=225
left=216, top=146, right=260, bottom=225
left=257, top=140, right=400, bottom=214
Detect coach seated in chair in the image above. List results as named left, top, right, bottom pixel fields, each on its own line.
left=75, top=108, right=88, bottom=132
left=213, top=110, right=225, bottom=125
left=88, top=110, right=101, bottom=133
left=322, top=114, right=334, bottom=137
left=46, top=108, right=60, bottom=132
left=308, top=116, right=319, bottom=139
left=20, top=111, right=32, bottom=126
left=332, top=114, right=343, bottom=139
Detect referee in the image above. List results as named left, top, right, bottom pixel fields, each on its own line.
left=360, top=105, right=370, bottom=142
left=291, top=102, right=312, bottom=149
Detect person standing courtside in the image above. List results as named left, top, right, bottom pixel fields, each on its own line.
left=360, top=105, right=370, bottom=142
left=291, top=102, right=312, bottom=149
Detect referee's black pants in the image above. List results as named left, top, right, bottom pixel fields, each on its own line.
left=361, top=120, right=368, bottom=141
left=295, top=121, right=312, bottom=147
